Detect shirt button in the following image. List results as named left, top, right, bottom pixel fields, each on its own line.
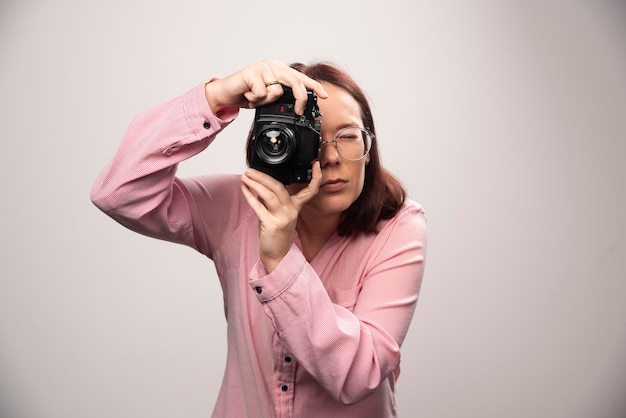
left=254, top=286, right=262, bottom=294
left=281, top=385, right=288, bottom=392
left=203, top=121, right=211, bottom=129
left=284, top=356, right=292, bottom=362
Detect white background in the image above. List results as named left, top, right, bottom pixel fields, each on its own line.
left=1, top=1, right=625, bottom=417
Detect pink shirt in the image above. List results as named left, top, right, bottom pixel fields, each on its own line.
left=91, top=83, right=427, bottom=418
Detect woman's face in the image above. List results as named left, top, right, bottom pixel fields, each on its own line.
left=289, top=82, right=369, bottom=216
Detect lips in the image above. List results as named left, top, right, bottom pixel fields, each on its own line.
left=322, top=178, right=346, bottom=186
left=321, top=178, right=348, bottom=191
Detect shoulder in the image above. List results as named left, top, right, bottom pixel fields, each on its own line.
left=398, top=199, right=425, bottom=218
left=381, top=199, right=427, bottom=233
left=348, top=199, right=427, bottom=279
left=346, top=199, right=426, bottom=251
left=368, top=199, right=427, bottom=254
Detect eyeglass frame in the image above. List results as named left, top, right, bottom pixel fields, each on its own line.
left=317, top=126, right=374, bottom=161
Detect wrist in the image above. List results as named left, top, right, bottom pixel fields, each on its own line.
left=204, top=78, right=235, bottom=115
left=261, top=254, right=284, bottom=274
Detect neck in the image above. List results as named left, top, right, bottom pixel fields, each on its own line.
left=296, top=207, right=341, bottom=261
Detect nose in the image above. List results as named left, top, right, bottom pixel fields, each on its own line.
left=318, top=139, right=341, bottom=166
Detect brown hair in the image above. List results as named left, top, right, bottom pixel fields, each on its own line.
left=246, top=61, right=406, bottom=236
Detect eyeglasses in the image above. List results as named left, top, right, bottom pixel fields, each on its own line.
left=320, top=127, right=373, bottom=161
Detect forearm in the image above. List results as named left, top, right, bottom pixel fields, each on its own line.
left=276, top=268, right=402, bottom=404
left=90, top=83, right=238, bottom=246
left=249, top=227, right=425, bottom=404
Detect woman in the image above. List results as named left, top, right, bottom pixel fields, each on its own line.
left=91, top=59, right=427, bottom=418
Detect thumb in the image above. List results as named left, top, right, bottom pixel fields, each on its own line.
left=290, top=161, right=321, bottom=210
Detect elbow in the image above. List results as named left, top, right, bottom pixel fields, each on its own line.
left=90, top=184, right=108, bottom=212
left=90, top=178, right=133, bottom=220
left=334, top=366, right=394, bottom=405
left=336, top=364, right=400, bottom=405
left=336, top=370, right=395, bottom=405
left=90, top=186, right=105, bottom=211
left=335, top=345, right=401, bottom=405
left=337, top=388, right=377, bottom=406
left=90, top=182, right=117, bottom=214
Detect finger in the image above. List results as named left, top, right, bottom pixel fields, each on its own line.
left=261, top=59, right=328, bottom=114
left=290, top=161, right=322, bottom=210
left=240, top=61, right=283, bottom=108
left=293, top=78, right=328, bottom=115
left=258, top=60, right=280, bottom=87
left=243, top=80, right=275, bottom=109
left=241, top=171, right=287, bottom=211
left=271, top=75, right=316, bottom=115
left=240, top=182, right=270, bottom=219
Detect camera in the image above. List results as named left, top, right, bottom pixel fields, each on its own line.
left=249, top=85, right=322, bottom=184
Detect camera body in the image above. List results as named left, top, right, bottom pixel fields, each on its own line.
left=250, top=85, right=322, bottom=184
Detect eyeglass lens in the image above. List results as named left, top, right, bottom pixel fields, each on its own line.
left=332, top=127, right=372, bottom=161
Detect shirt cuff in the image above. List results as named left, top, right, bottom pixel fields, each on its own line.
left=248, top=244, right=307, bottom=302
left=183, top=81, right=239, bottom=142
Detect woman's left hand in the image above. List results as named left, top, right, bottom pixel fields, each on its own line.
left=241, top=162, right=322, bottom=273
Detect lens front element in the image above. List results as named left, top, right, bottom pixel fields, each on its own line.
left=256, top=124, right=295, bottom=164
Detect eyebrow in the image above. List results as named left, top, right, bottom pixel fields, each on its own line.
left=332, top=122, right=364, bottom=132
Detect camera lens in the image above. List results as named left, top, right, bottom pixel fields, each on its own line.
left=255, top=124, right=295, bottom=164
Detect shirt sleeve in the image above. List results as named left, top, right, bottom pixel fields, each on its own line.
left=90, top=82, right=239, bottom=254
left=248, top=203, right=427, bottom=404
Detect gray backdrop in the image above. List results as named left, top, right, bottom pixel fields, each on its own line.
left=1, top=0, right=625, bottom=417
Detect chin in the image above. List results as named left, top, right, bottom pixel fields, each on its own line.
left=309, top=193, right=356, bottom=215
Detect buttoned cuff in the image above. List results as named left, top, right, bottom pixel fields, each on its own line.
left=184, top=81, right=239, bottom=141
left=248, top=244, right=307, bottom=302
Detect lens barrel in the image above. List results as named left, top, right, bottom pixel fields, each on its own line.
left=255, top=124, right=295, bottom=164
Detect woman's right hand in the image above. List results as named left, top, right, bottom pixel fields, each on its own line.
left=204, top=59, right=328, bottom=115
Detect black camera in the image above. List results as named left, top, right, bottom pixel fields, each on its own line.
left=249, top=85, right=322, bottom=184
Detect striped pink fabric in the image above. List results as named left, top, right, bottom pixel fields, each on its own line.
left=91, top=83, right=427, bottom=418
